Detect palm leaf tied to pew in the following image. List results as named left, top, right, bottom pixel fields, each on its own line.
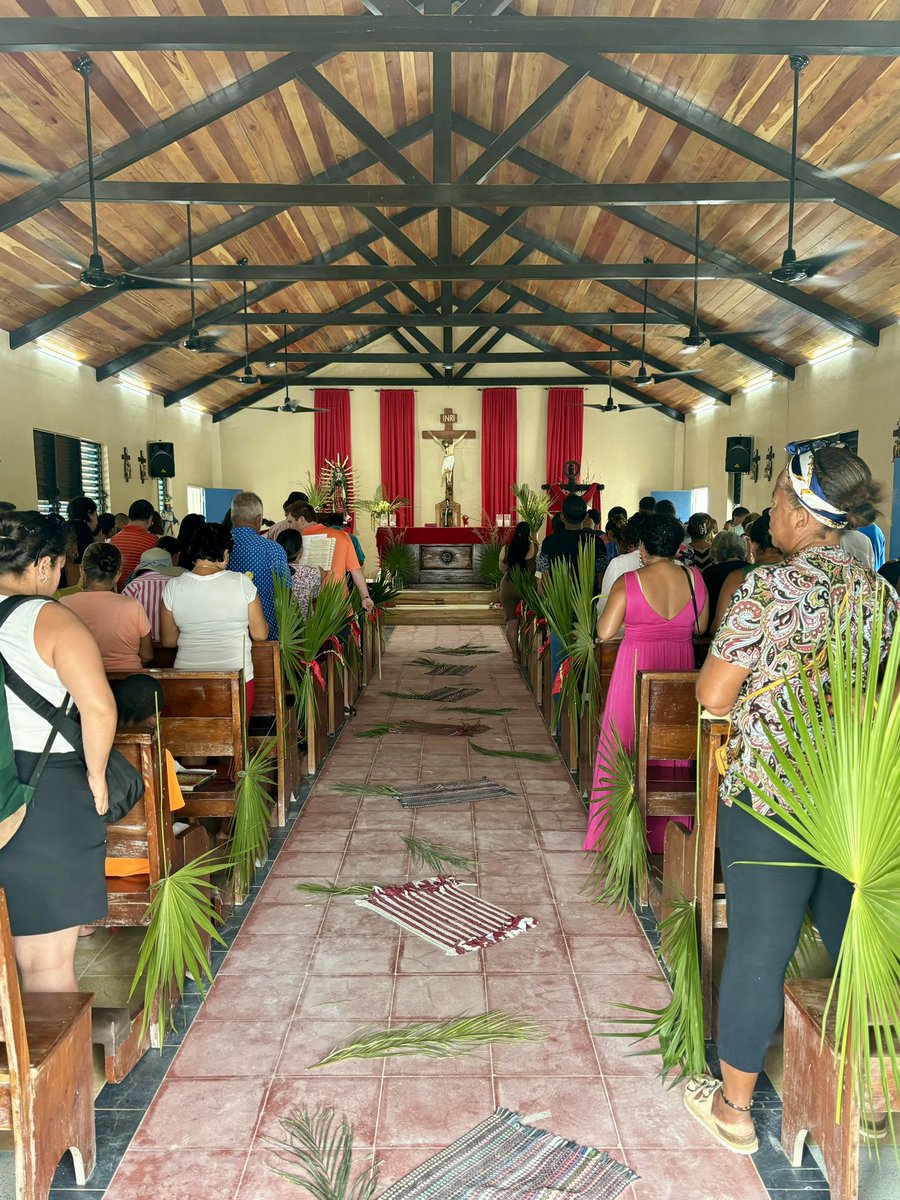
left=539, top=540, right=602, bottom=743
left=231, top=733, right=277, bottom=899
left=274, top=573, right=352, bottom=731
left=582, top=722, right=645, bottom=912
left=354, top=568, right=404, bottom=679
left=130, top=709, right=225, bottom=1040
left=736, top=594, right=900, bottom=1138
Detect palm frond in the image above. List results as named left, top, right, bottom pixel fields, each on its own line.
left=542, top=541, right=601, bottom=740
left=469, top=741, right=556, bottom=763
left=401, top=836, right=475, bottom=874
left=582, top=725, right=646, bottom=911
left=510, top=482, right=551, bottom=535
left=475, top=540, right=504, bottom=588
left=509, top=565, right=545, bottom=623
left=230, top=734, right=275, bottom=897
left=333, top=782, right=400, bottom=797
left=439, top=705, right=515, bottom=716
left=361, top=569, right=404, bottom=611
left=785, top=913, right=821, bottom=980
left=379, top=533, right=416, bottom=583
left=601, top=895, right=706, bottom=1086
left=265, top=1106, right=379, bottom=1200
left=295, top=881, right=375, bottom=899
left=355, top=722, right=409, bottom=738
left=130, top=848, right=225, bottom=1039
left=431, top=644, right=497, bottom=656
left=736, top=592, right=900, bottom=1134
left=275, top=574, right=355, bottom=731
left=308, top=1012, right=545, bottom=1070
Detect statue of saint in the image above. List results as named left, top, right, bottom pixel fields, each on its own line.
left=425, top=430, right=468, bottom=500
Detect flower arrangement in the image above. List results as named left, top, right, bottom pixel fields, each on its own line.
left=357, top=484, right=410, bottom=529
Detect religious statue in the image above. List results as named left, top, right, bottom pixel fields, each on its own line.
left=421, top=408, right=477, bottom=527
left=425, top=429, right=470, bottom=501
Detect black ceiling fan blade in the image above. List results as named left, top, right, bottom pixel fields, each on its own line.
left=651, top=369, right=701, bottom=380
left=0, top=159, right=44, bottom=181
left=818, top=150, right=900, bottom=179
left=256, top=404, right=328, bottom=414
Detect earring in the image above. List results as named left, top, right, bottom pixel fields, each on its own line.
left=39, top=574, right=48, bottom=583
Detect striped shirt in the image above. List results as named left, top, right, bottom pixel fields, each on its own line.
left=109, top=526, right=158, bottom=592
left=122, top=571, right=170, bottom=641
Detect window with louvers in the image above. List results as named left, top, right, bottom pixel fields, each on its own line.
left=33, top=430, right=106, bottom=517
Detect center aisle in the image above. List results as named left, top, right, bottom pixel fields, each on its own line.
left=103, top=626, right=769, bottom=1200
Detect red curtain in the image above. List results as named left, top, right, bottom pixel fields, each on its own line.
left=314, top=388, right=352, bottom=476
left=481, top=387, right=517, bottom=524
left=546, top=386, right=584, bottom=488
left=379, top=389, right=416, bottom=527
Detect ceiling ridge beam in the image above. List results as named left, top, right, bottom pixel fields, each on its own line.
left=13, top=113, right=433, bottom=351
left=453, top=111, right=878, bottom=350
left=211, top=311, right=678, bottom=327
left=0, top=51, right=325, bottom=236
left=272, top=350, right=631, bottom=363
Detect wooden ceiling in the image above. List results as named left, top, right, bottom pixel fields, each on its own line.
left=0, top=0, right=897, bottom=421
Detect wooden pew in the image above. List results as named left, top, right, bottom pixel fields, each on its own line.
left=781, top=979, right=900, bottom=1200
left=325, top=650, right=343, bottom=736
left=249, top=640, right=298, bottom=827
left=303, top=657, right=329, bottom=775
left=577, top=640, right=622, bottom=795
left=697, top=717, right=730, bottom=1037
left=634, top=670, right=700, bottom=908
left=150, top=670, right=245, bottom=820
left=0, top=889, right=96, bottom=1199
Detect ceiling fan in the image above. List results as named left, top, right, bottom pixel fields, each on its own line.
left=254, top=319, right=327, bottom=413
left=0, top=160, right=43, bottom=181
left=229, top=270, right=264, bottom=386
left=146, top=206, right=234, bottom=354
left=584, top=379, right=645, bottom=414
left=670, top=207, right=773, bottom=354
left=623, top=277, right=701, bottom=387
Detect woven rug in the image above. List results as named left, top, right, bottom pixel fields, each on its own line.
left=379, top=1106, right=637, bottom=1198
left=391, top=776, right=514, bottom=809
left=356, top=876, right=536, bottom=955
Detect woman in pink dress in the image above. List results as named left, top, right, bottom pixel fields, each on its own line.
left=585, top=513, right=708, bottom=853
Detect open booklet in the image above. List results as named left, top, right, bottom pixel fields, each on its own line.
left=299, top=532, right=336, bottom=571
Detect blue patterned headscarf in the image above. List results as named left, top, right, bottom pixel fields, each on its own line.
left=785, top=445, right=849, bottom=529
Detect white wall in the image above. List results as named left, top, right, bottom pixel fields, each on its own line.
left=682, top=324, right=899, bottom=537
left=0, top=332, right=221, bottom=518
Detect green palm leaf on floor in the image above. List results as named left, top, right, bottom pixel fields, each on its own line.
left=401, top=836, right=474, bottom=874
left=308, top=1012, right=545, bottom=1069
left=469, top=741, right=556, bottom=763
left=266, top=1106, right=379, bottom=1200
left=333, top=782, right=400, bottom=797
left=295, top=881, right=375, bottom=900
left=582, top=724, right=646, bottom=912
left=439, top=705, right=515, bottom=716
left=355, top=721, right=409, bottom=739
left=431, top=644, right=498, bottom=656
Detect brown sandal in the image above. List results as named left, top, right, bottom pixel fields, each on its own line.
left=684, top=1075, right=759, bottom=1156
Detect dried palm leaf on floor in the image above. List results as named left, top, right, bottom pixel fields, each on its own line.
left=401, top=836, right=475, bottom=874
left=431, top=644, right=498, bottom=656
left=439, top=705, right=515, bottom=716
left=358, top=719, right=489, bottom=739
left=601, top=894, right=706, bottom=1086
left=295, top=881, right=375, bottom=900
left=390, top=777, right=514, bottom=808
left=265, top=1105, right=379, bottom=1200
left=385, top=687, right=482, bottom=702
left=333, top=782, right=401, bottom=797
left=230, top=734, right=276, bottom=899
left=355, top=721, right=410, bottom=739
left=411, top=656, right=476, bottom=676
left=308, top=1011, right=545, bottom=1069
left=469, top=741, right=556, bottom=763
left=582, top=725, right=645, bottom=912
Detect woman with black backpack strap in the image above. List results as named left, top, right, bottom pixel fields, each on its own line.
left=0, top=510, right=118, bottom=992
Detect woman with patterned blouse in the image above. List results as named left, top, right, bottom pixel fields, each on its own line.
left=687, top=444, right=898, bottom=1156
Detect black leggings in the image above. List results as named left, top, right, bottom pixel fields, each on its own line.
left=716, top=795, right=852, bottom=1074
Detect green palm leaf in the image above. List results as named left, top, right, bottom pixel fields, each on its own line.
left=736, top=592, right=900, bottom=1133
left=469, top=741, right=556, bottom=763
left=582, top=724, right=646, bottom=911
left=295, top=881, right=374, bottom=900
left=333, top=782, right=400, bottom=797
left=510, top=482, right=551, bottom=535
left=379, top=534, right=416, bottom=583
left=308, top=1012, right=545, bottom=1070
left=265, top=1106, right=379, bottom=1200
left=401, top=836, right=474, bottom=873
left=355, top=722, right=409, bottom=739
left=230, top=734, right=276, bottom=898
left=439, top=705, right=515, bottom=716
left=275, top=574, right=352, bottom=732
left=541, top=541, right=601, bottom=740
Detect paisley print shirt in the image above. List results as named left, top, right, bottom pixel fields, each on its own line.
left=711, top=544, right=897, bottom=815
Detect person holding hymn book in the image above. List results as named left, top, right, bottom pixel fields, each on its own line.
left=263, top=491, right=310, bottom=542
left=277, top=529, right=322, bottom=617
left=293, top=505, right=375, bottom=613
left=60, top=543, right=153, bottom=674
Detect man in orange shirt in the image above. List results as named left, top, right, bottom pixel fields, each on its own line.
left=109, top=498, right=158, bottom=591
left=295, top=504, right=374, bottom=613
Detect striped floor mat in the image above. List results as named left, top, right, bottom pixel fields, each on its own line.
left=356, top=876, right=536, bottom=955
left=379, top=1106, right=637, bottom=1198
left=392, top=776, right=514, bottom=808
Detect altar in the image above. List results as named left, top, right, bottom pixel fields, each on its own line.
left=375, top=526, right=496, bottom=587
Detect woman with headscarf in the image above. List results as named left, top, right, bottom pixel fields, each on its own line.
left=687, top=444, right=898, bottom=1155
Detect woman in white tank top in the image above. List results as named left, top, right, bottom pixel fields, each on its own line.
left=0, top=511, right=117, bottom=992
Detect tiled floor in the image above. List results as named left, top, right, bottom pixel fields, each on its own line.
left=35, top=625, right=831, bottom=1199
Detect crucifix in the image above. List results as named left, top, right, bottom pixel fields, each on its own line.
left=764, top=445, right=776, bottom=482
left=422, top=407, right=476, bottom=526
left=137, top=450, right=148, bottom=484
left=121, top=446, right=131, bottom=482
left=750, top=449, right=761, bottom=483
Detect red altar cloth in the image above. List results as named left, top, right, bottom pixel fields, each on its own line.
left=375, top=526, right=495, bottom=556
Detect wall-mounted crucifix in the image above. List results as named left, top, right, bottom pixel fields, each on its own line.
left=422, top=408, right=476, bottom=525
left=764, top=445, right=776, bottom=481
left=751, top=449, right=761, bottom=483
left=121, top=446, right=131, bottom=483
left=137, top=450, right=148, bottom=484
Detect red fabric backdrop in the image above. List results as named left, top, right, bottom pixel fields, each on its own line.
left=481, top=386, right=517, bottom=523
left=379, top=389, right=416, bottom=528
left=546, top=386, right=584, bottom=488
left=314, top=388, right=352, bottom=476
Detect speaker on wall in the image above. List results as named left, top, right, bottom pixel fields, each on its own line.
left=148, top=441, right=175, bottom=479
left=725, top=436, right=753, bottom=474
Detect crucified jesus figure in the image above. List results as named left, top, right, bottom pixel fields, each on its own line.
left=426, top=430, right=468, bottom=500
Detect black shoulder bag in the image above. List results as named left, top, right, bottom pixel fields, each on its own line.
left=680, top=564, right=705, bottom=668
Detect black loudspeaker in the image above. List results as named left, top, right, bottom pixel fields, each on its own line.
left=148, top=441, right=175, bottom=479
left=725, top=436, right=753, bottom=474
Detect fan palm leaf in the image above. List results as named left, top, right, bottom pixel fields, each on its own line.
left=230, top=734, right=275, bottom=898
left=582, top=724, right=645, bottom=911
left=510, top=482, right=551, bottom=535
left=275, top=574, right=350, bottom=731
left=266, top=1106, right=379, bottom=1200
left=541, top=542, right=601, bottom=740
left=736, top=594, right=900, bottom=1132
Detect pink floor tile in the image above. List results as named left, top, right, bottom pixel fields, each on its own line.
left=590, top=1027, right=667, bottom=1077
left=567, top=936, right=660, bottom=976
left=259, top=875, right=334, bottom=904
left=338, top=853, right=408, bottom=881
left=308, top=936, right=399, bottom=976
left=131, top=1078, right=268, bottom=1150
left=486, top=971, right=583, bottom=1019
left=260, top=1077, right=382, bottom=1144
left=391, top=971, right=486, bottom=1019
left=277, top=1018, right=386, bottom=1076
left=237, top=1147, right=349, bottom=1200
left=474, top=827, right=539, bottom=852
left=218, top=930, right=319, bottom=974
left=606, top=1076, right=735, bottom=1150
left=199, top=972, right=305, bottom=1022
left=236, top=900, right=323, bottom=936
left=104, top=1148, right=249, bottom=1200
left=378, top=1076, right=495, bottom=1146
left=298, top=973, right=394, bottom=1019
left=491, top=1019, right=598, bottom=1077
left=168, top=1018, right=288, bottom=1078
left=494, top=1078, right=619, bottom=1147
left=578, top=972, right=671, bottom=1022
left=267, top=849, right=347, bottom=877
left=396, top=934, right=483, bottom=974
left=480, top=928, right=568, bottom=973
left=373, top=1146, right=443, bottom=1190
left=625, top=1148, right=768, bottom=1200
left=555, top=900, right=644, bottom=938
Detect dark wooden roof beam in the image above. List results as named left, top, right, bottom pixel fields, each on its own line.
left=215, top=311, right=676, bottom=327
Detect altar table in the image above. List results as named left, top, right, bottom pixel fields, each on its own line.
left=375, top=526, right=502, bottom=586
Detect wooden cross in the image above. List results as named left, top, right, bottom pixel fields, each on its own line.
left=764, top=445, right=776, bottom=481
left=421, top=407, right=476, bottom=443
left=137, top=450, right=148, bottom=484
left=751, top=449, right=761, bottom=483
left=121, top=446, right=131, bottom=482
